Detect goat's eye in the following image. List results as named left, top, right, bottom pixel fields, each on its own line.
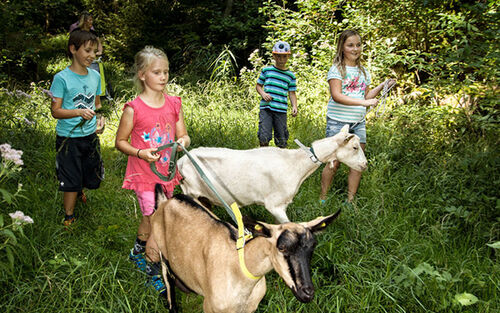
left=278, top=245, right=287, bottom=253
left=353, top=146, right=358, bottom=150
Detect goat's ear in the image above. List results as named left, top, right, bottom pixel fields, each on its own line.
left=334, top=131, right=355, bottom=146
left=243, top=216, right=272, bottom=238
left=343, top=133, right=355, bottom=143
left=302, top=209, right=341, bottom=234
left=340, top=124, right=349, bottom=133
left=154, top=184, right=168, bottom=212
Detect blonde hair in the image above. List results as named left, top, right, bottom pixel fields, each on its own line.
left=332, top=29, right=367, bottom=79
left=133, top=46, right=169, bottom=93
left=78, top=12, right=93, bottom=31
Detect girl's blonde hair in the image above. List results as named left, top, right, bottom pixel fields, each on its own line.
left=332, top=29, right=367, bottom=79
left=133, top=46, right=169, bottom=93
left=78, top=12, right=93, bottom=30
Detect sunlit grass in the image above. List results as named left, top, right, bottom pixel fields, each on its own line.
left=0, top=78, right=498, bottom=312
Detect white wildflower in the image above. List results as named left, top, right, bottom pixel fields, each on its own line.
left=15, top=90, right=31, bottom=99
left=0, top=143, right=11, bottom=153
left=9, top=211, right=34, bottom=224
left=0, top=143, right=24, bottom=166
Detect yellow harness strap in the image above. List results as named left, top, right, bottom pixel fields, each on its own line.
left=232, top=202, right=261, bottom=280
left=98, top=61, right=106, bottom=97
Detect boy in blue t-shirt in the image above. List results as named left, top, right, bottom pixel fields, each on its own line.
left=256, top=41, right=297, bottom=148
left=49, top=30, right=106, bottom=227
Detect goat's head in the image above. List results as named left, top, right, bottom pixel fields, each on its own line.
left=243, top=210, right=341, bottom=303
left=314, top=124, right=367, bottom=171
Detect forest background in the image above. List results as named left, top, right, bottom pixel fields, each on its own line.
left=0, top=0, right=498, bottom=312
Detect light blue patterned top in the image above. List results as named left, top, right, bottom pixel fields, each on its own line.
left=327, top=65, right=371, bottom=123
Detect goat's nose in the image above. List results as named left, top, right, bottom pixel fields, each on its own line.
left=303, top=286, right=314, bottom=298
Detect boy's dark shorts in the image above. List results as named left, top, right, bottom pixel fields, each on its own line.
left=55, top=133, right=104, bottom=192
left=258, top=108, right=289, bottom=148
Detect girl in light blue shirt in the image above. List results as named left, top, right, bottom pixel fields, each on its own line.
left=320, top=29, right=396, bottom=204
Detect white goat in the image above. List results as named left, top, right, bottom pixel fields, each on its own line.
left=147, top=187, right=341, bottom=313
left=178, top=125, right=367, bottom=223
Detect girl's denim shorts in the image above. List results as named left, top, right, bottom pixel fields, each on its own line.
left=325, top=116, right=366, bottom=143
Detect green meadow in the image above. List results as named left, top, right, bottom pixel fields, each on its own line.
left=0, top=70, right=498, bottom=312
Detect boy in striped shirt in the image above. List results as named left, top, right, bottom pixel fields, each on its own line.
left=256, top=41, right=297, bottom=148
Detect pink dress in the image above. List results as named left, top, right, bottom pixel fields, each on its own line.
left=122, top=94, right=183, bottom=192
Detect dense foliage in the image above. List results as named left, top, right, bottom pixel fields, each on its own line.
left=0, top=0, right=268, bottom=83
left=257, top=0, right=499, bottom=129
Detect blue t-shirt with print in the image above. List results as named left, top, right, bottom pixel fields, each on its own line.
left=50, top=67, right=101, bottom=137
left=326, top=65, right=371, bottom=123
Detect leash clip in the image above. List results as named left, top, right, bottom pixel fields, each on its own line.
left=295, top=139, right=322, bottom=164
left=236, top=232, right=253, bottom=251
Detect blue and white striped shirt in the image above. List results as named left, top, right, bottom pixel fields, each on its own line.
left=257, top=66, right=297, bottom=113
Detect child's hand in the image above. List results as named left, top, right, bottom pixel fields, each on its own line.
left=80, top=108, right=96, bottom=120
left=385, top=79, right=397, bottom=88
left=363, top=99, right=379, bottom=107
left=261, top=92, right=273, bottom=102
left=176, top=136, right=190, bottom=151
left=96, top=116, right=106, bottom=134
left=291, top=106, right=298, bottom=117
left=139, top=148, right=161, bottom=163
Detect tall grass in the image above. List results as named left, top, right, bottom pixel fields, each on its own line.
left=0, top=75, right=498, bottom=313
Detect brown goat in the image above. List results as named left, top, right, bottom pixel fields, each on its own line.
left=146, top=185, right=341, bottom=313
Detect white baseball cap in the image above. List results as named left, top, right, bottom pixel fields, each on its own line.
left=272, top=41, right=291, bottom=54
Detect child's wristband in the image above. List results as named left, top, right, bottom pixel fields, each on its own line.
left=136, top=149, right=142, bottom=159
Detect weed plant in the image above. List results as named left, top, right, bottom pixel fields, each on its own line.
left=0, top=76, right=498, bottom=313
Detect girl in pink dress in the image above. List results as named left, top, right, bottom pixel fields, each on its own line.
left=115, top=46, right=190, bottom=288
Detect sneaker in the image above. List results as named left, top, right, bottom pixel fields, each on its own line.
left=149, top=274, right=167, bottom=294
left=63, top=216, right=76, bottom=227
left=146, top=262, right=167, bottom=295
left=129, top=249, right=147, bottom=272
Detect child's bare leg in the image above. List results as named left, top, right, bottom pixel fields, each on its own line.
left=63, top=191, right=78, bottom=216
left=129, top=215, right=152, bottom=272
left=347, top=169, right=362, bottom=202
left=320, top=161, right=340, bottom=200
left=137, top=215, right=151, bottom=241
left=130, top=191, right=156, bottom=270
left=145, top=236, right=160, bottom=263
left=346, top=143, right=365, bottom=202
